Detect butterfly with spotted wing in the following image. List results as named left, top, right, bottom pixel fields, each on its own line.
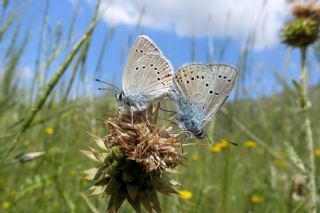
left=116, top=35, right=174, bottom=112
left=171, top=64, right=237, bottom=139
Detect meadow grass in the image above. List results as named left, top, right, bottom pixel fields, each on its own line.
left=1, top=1, right=320, bottom=213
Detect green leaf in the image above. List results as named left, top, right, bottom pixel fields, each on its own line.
left=105, top=177, right=121, bottom=195
left=149, top=188, right=161, bottom=213
left=90, top=185, right=106, bottom=195
left=80, top=150, right=100, bottom=162
left=139, top=190, right=153, bottom=212
left=127, top=198, right=141, bottom=213
left=114, top=190, right=127, bottom=211
left=283, top=140, right=306, bottom=174
left=82, top=168, right=98, bottom=180
left=127, top=184, right=139, bottom=201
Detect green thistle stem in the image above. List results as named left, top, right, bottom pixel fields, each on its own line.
left=298, top=47, right=316, bottom=213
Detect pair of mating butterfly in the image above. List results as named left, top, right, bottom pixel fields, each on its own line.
left=103, top=35, right=237, bottom=139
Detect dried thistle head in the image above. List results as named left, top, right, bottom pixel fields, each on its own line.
left=82, top=105, right=184, bottom=213
left=281, top=1, right=320, bottom=47
left=291, top=1, right=320, bottom=21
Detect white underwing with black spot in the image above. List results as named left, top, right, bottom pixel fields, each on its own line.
left=171, top=63, right=237, bottom=138
left=118, top=35, right=174, bottom=111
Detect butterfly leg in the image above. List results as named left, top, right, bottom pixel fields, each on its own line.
left=145, top=110, right=151, bottom=124
left=130, top=106, right=134, bottom=124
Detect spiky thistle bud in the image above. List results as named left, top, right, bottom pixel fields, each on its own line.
left=281, top=1, right=320, bottom=47
left=82, top=105, right=184, bottom=213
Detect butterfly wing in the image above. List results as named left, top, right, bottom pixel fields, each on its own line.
left=122, top=35, right=173, bottom=100
left=174, top=64, right=237, bottom=127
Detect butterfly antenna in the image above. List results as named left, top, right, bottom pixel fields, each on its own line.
left=214, top=132, right=238, bottom=146
left=204, top=132, right=212, bottom=144
left=98, top=88, right=118, bottom=93
left=224, top=138, right=238, bottom=146
left=95, top=78, right=121, bottom=92
left=159, top=107, right=177, bottom=114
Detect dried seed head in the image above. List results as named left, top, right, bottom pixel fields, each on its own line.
left=291, top=1, right=320, bottom=21
left=105, top=111, right=184, bottom=172
left=82, top=105, right=184, bottom=212
left=281, top=1, right=320, bottom=47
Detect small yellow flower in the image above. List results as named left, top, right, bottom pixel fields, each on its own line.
left=69, top=170, right=77, bottom=176
left=45, top=127, right=54, bottom=135
left=178, top=190, right=192, bottom=200
left=315, top=148, right=320, bottom=157
left=251, top=195, right=264, bottom=204
left=51, top=104, right=58, bottom=109
left=274, top=160, right=288, bottom=168
left=244, top=140, right=257, bottom=148
left=275, top=151, right=286, bottom=159
left=218, top=139, right=229, bottom=149
left=191, top=154, right=199, bottom=161
left=2, top=201, right=11, bottom=209
left=210, top=144, right=222, bottom=153
left=10, top=191, right=16, bottom=197
left=79, top=121, right=87, bottom=127
left=23, top=139, right=30, bottom=146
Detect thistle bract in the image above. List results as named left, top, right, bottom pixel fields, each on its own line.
left=82, top=106, right=184, bottom=213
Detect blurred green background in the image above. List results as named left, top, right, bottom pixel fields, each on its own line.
left=1, top=0, right=320, bottom=212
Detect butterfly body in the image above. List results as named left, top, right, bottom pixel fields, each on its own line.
left=116, top=92, right=153, bottom=111
left=172, top=63, right=237, bottom=138
left=118, top=35, right=173, bottom=111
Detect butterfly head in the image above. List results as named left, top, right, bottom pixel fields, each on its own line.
left=194, top=129, right=204, bottom=139
left=115, top=91, right=125, bottom=102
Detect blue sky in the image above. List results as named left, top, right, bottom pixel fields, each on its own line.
left=1, top=0, right=320, bottom=99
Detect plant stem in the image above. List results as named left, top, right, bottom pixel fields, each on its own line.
left=299, top=47, right=316, bottom=213
left=1, top=9, right=99, bottom=164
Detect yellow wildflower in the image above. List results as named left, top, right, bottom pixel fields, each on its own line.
left=274, top=160, right=288, bottom=168
left=51, top=104, right=58, bottom=109
left=79, top=120, right=87, bottom=127
left=45, top=127, right=54, bottom=135
left=218, top=139, right=229, bottom=149
left=244, top=140, right=257, bottom=148
left=315, top=148, right=320, bottom=157
left=69, top=170, right=77, bottom=176
left=251, top=194, right=264, bottom=204
left=210, top=144, right=222, bottom=153
left=2, top=201, right=11, bottom=209
left=23, top=139, right=30, bottom=146
left=191, top=154, right=199, bottom=161
left=178, top=190, right=192, bottom=200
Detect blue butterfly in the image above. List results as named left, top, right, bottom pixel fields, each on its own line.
left=116, top=35, right=174, bottom=112
left=171, top=64, right=237, bottom=138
